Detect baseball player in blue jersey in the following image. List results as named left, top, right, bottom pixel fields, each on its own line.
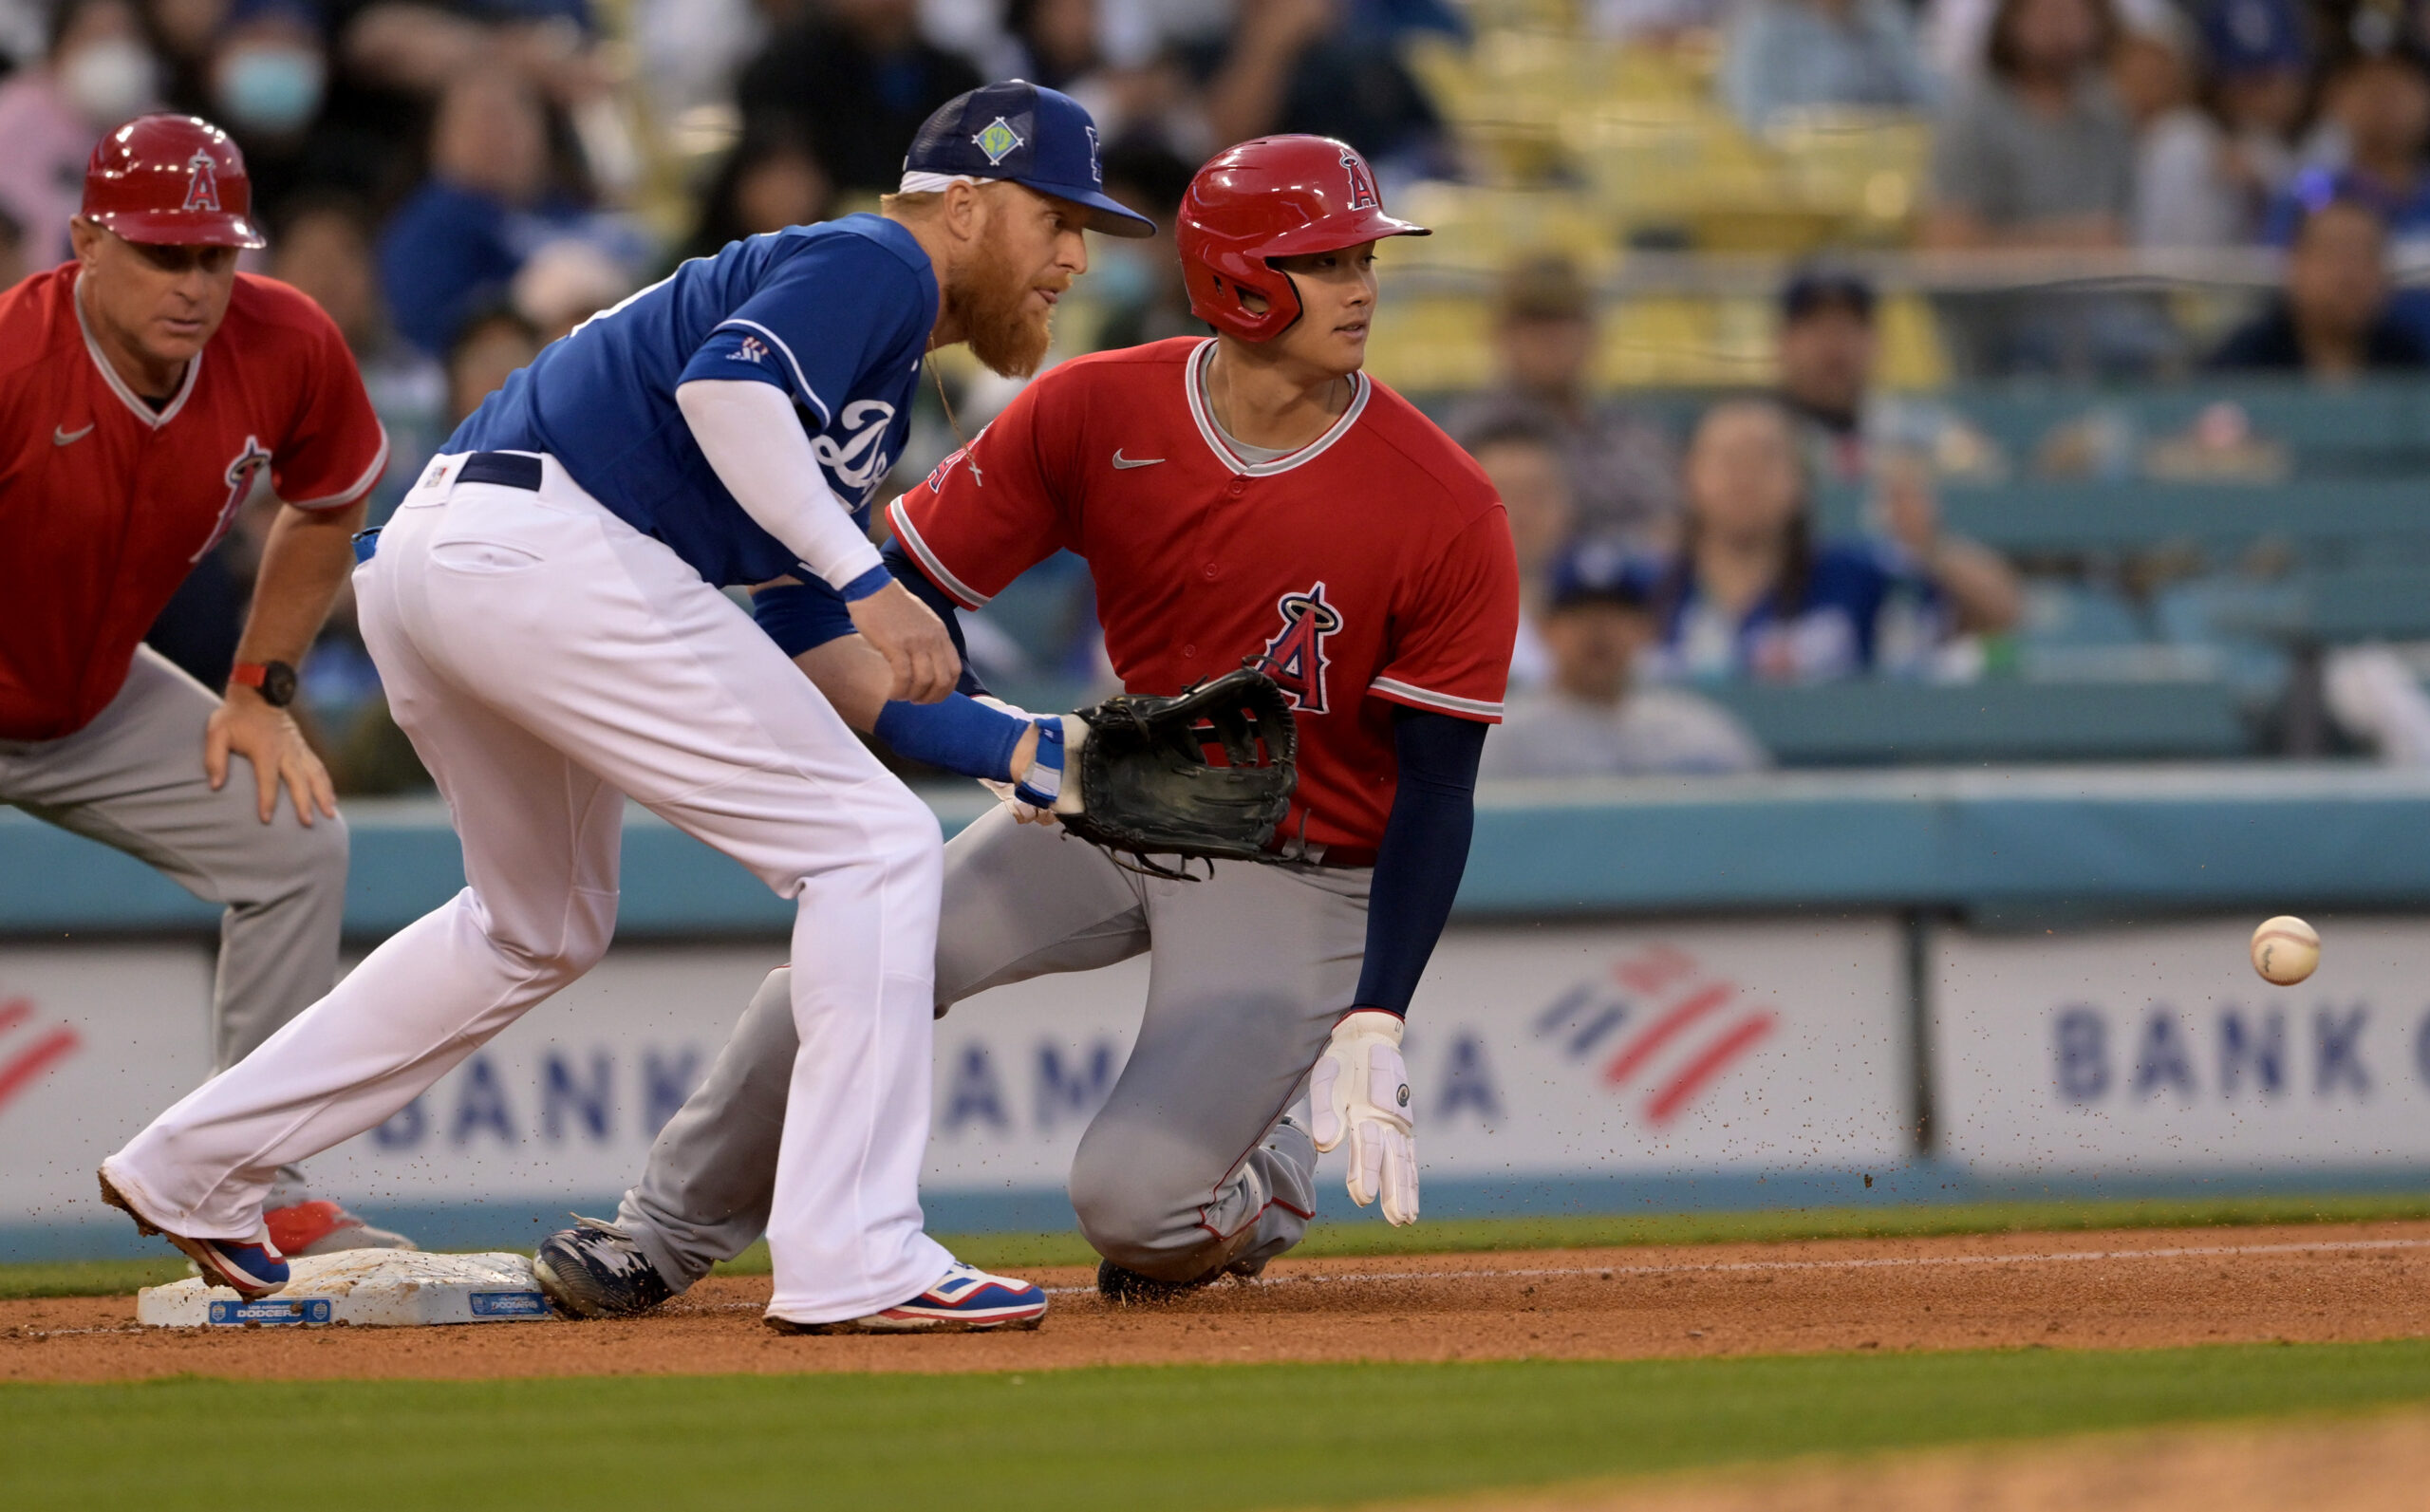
left=98, top=83, right=1151, bottom=1335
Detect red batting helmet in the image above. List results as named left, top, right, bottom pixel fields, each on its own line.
left=81, top=115, right=267, bottom=250
left=1176, top=136, right=1428, bottom=343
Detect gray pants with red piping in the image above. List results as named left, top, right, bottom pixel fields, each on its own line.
left=616, top=806, right=1368, bottom=1288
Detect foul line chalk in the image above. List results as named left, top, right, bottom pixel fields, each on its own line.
left=1046, top=1236, right=2430, bottom=1295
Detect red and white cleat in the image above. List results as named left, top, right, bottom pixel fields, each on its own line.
left=264, top=1200, right=418, bottom=1257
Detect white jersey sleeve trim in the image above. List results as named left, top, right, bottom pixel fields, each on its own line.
left=676, top=379, right=882, bottom=590
left=708, top=318, right=832, bottom=427
left=1369, top=677, right=1505, bottom=721
left=285, top=425, right=391, bottom=510
left=885, top=497, right=993, bottom=608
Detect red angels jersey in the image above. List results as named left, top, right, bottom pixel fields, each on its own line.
left=0, top=266, right=388, bottom=740
left=889, top=336, right=1519, bottom=863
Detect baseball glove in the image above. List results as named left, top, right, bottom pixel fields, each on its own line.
left=1057, top=665, right=1299, bottom=876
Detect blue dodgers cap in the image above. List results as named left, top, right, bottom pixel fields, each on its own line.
left=1547, top=539, right=1654, bottom=612
left=901, top=81, right=1156, bottom=239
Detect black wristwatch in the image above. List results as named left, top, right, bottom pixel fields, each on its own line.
left=231, top=660, right=300, bottom=708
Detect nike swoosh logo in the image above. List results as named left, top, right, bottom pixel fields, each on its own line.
left=1112, top=450, right=1164, bottom=470
left=53, top=424, right=95, bottom=447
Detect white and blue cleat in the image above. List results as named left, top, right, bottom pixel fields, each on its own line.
left=764, top=1260, right=1049, bottom=1335
left=99, top=1167, right=290, bottom=1300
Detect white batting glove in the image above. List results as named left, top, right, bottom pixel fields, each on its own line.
left=1307, top=1009, right=1418, bottom=1225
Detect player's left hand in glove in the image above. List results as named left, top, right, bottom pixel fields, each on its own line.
left=1308, top=1009, right=1417, bottom=1225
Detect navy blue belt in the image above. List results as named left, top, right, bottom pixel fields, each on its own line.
left=458, top=452, right=544, bottom=491
left=353, top=453, right=544, bottom=564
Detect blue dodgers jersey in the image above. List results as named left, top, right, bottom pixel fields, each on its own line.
left=1649, top=539, right=1949, bottom=682
left=447, top=215, right=935, bottom=587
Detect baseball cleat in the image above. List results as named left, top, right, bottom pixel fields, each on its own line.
left=265, top=1200, right=417, bottom=1257
left=98, top=1168, right=289, bottom=1300
left=764, top=1261, right=1048, bottom=1335
left=533, top=1216, right=676, bottom=1319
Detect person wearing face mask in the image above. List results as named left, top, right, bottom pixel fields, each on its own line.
left=0, top=0, right=163, bottom=267
left=202, top=0, right=332, bottom=212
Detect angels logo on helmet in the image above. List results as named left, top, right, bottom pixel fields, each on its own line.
left=1340, top=149, right=1378, bottom=212
left=182, top=151, right=221, bottom=213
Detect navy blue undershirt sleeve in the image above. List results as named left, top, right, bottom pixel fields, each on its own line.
left=883, top=537, right=990, bottom=698
left=1352, top=706, right=1487, bottom=1017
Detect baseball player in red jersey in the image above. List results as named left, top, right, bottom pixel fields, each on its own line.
left=531, top=134, right=1518, bottom=1317
left=0, top=116, right=407, bottom=1256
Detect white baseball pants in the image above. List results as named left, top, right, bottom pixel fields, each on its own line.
left=105, top=453, right=952, bottom=1323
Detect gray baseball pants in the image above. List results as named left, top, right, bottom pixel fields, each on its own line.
left=0, top=647, right=347, bottom=1204
left=616, top=806, right=1371, bottom=1288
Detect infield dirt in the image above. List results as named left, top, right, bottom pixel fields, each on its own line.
left=7, top=1220, right=2428, bottom=1383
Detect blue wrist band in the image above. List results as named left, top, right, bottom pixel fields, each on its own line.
left=838, top=564, right=893, bottom=602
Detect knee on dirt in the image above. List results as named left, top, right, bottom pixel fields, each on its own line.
left=1067, top=1134, right=1226, bottom=1282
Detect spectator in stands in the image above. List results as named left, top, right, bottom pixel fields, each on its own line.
left=2269, top=54, right=2430, bottom=341
left=199, top=0, right=366, bottom=215
left=2275, top=53, right=2430, bottom=236
left=1466, top=419, right=1579, bottom=693
left=1090, top=140, right=1204, bottom=349
left=270, top=195, right=447, bottom=521
left=1776, top=263, right=1880, bottom=482
left=1772, top=262, right=2005, bottom=484
left=1922, top=0, right=2131, bottom=251
left=1647, top=400, right=2020, bottom=682
left=0, top=0, right=163, bottom=269
left=679, top=128, right=835, bottom=265
left=444, top=304, right=543, bottom=428
left=737, top=0, right=982, bottom=196
left=377, top=66, right=643, bottom=356
left=1202, top=0, right=1449, bottom=175
left=2126, top=0, right=2307, bottom=247
left=1720, top=0, right=1938, bottom=135
left=1002, top=0, right=1107, bottom=95
left=1448, top=253, right=1683, bottom=551
left=2211, top=193, right=2429, bottom=375
left=1483, top=542, right=1770, bottom=778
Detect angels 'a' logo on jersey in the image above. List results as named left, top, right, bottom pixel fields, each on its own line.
left=192, top=436, right=272, bottom=563
left=1340, top=149, right=1378, bottom=213
left=1260, top=582, right=1343, bottom=715
left=183, top=152, right=222, bottom=214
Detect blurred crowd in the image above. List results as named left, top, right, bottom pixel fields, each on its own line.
left=8, top=0, right=2428, bottom=791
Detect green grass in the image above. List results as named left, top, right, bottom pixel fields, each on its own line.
left=701, top=1190, right=2430, bottom=1278
left=0, top=1256, right=195, bottom=1300
left=7, top=1342, right=2430, bottom=1509
left=14, top=1193, right=2427, bottom=1298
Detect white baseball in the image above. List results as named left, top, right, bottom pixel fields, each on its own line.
left=2250, top=916, right=2320, bottom=986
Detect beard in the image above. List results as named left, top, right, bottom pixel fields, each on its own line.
left=951, top=234, right=1056, bottom=379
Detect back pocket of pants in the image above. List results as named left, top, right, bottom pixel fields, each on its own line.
left=430, top=540, right=545, bottom=574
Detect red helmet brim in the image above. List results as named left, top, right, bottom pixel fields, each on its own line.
left=89, top=208, right=268, bottom=251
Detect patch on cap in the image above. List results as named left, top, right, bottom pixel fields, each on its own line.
left=974, top=118, right=1024, bottom=166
